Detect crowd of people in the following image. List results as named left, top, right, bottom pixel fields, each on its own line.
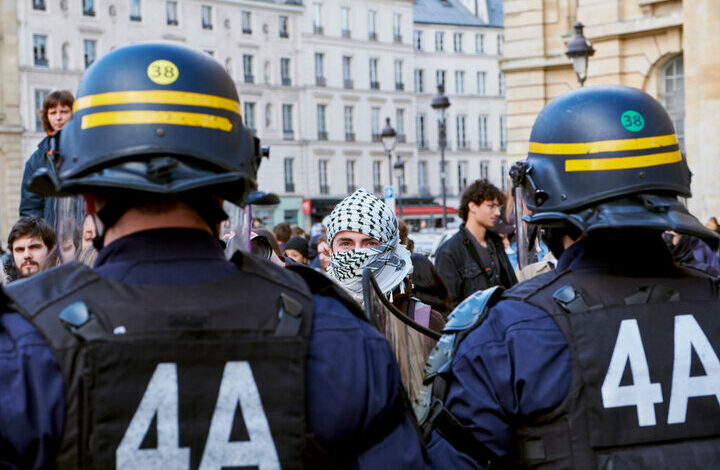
left=1, top=41, right=720, bottom=469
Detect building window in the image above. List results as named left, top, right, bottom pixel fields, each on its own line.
left=395, top=60, right=403, bottom=91
left=477, top=71, right=486, bottom=95
left=166, top=0, right=178, bottom=25
left=33, top=34, right=48, bottom=67
left=344, top=106, right=354, bottom=141
left=243, top=55, right=253, bottom=83
left=416, top=113, right=426, bottom=149
left=346, top=160, right=356, bottom=193
left=475, top=33, right=485, bottom=54
left=500, top=160, right=508, bottom=191
left=33, top=0, right=45, bottom=11
left=497, top=34, right=504, bottom=55
left=415, top=69, right=424, bottom=94
left=456, top=115, right=467, bottom=149
left=418, top=160, right=428, bottom=195
left=499, top=71, right=505, bottom=96
left=315, top=53, right=325, bottom=86
left=34, top=88, right=50, bottom=131
left=453, top=32, right=463, bottom=52
left=265, top=103, right=272, bottom=128
left=61, top=42, right=70, bottom=70
left=342, top=56, right=352, bottom=88
left=313, top=3, right=323, bottom=34
left=129, top=0, right=141, bottom=21
left=455, top=70, right=465, bottom=95
left=201, top=5, right=212, bottom=29
left=393, top=13, right=402, bottom=42
left=243, top=102, right=255, bottom=131
left=500, top=114, right=507, bottom=150
left=396, top=108, right=405, bottom=140
left=479, top=115, right=489, bottom=149
left=284, top=210, right=298, bottom=225
left=82, top=0, right=94, bottom=16
left=282, top=104, right=293, bottom=138
left=341, top=7, right=350, bottom=37
left=317, top=104, right=327, bottom=140
left=436, top=70, right=445, bottom=89
left=241, top=11, right=251, bottom=34
left=435, top=31, right=444, bottom=52
left=373, top=161, right=383, bottom=194
left=283, top=158, right=295, bottom=193
left=457, top=161, right=468, bottom=192
left=662, top=55, right=685, bottom=150
left=279, top=15, right=289, bottom=38
left=369, top=58, right=379, bottom=89
left=368, top=10, right=377, bottom=40
left=371, top=107, right=380, bottom=142
left=83, top=39, right=96, bottom=68
left=319, top=160, right=329, bottom=194
left=480, top=160, right=489, bottom=179
left=280, top=57, right=291, bottom=86
left=414, top=31, right=422, bottom=51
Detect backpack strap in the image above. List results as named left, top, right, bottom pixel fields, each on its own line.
left=415, top=286, right=505, bottom=468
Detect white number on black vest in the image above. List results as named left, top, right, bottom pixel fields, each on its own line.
left=116, top=361, right=281, bottom=470
left=601, top=314, right=720, bottom=426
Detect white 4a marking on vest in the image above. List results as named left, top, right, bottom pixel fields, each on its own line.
left=667, top=315, right=720, bottom=424
left=199, top=361, right=281, bottom=470
left=601, top=315, right=720, bottom=426
left=116, top=361, right=280, bottom=470
left=601, top=319, right=663, bottom=426
left=116, top=363, right=190, bottom=469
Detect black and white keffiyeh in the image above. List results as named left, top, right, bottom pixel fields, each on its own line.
left=326, top=188, right=412, bottom=302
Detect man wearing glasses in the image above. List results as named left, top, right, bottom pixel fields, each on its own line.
left=435, top=179, right=518, bottom=308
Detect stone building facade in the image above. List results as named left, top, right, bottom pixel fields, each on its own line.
left=503, top=0, right=719, bottom=222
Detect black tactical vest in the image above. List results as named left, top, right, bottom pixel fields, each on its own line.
left=504, top=265, right=720, bottom=469
left=4, top=252, right=315, bottom=470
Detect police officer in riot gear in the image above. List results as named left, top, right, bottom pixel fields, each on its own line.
left=418, top=85, right=720, bottom=469
left=0, top=42, right=427, bottom=469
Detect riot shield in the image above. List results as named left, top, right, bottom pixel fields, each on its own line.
left=362, top=268, right=441, bottom=402
left=55, top=196, right=89, bottom=264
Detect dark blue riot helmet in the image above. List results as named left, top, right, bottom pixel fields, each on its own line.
left=510, top=85, right=718, bottom=258
left=30, top=42, right=265, bottom=247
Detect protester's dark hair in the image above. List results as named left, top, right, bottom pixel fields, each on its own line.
left=458, top=179, right=506, bottom=222
left=40, top=90, right=74, bottom=133
left=273, top=222, right=291, bottom=243
left=398, top=220, right=409, bottom=245
left=8, top=216, right=56, bottom=251
left=290, top=224, right=307, bottom=239
left=410, top=253, right=452, bottom=315
left=255, top=228, right=283, bottom=257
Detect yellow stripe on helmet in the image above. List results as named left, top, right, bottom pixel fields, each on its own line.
left=81, top=110, right=233, bottom=132
left=565, top=150, right=682, bottom=172
left=530, top=134, right=678, bottom=155
left=74, top=90, right=241, bottom=115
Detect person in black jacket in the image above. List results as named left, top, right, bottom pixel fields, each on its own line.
left=434, top=179, right=517, bottom=308
left=19, top=90, right=74, bottom=227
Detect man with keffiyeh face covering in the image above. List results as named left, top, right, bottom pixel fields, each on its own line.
left=327, top=188, right=413, bottom=303
left=327, top=189, right=445, bottom=400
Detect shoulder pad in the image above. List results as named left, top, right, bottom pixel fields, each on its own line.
left=423, top=286, right=503, bottom=381
left=4, top=263, right=99, bottom=317
left=444, top=286, right=503, bottom=332
left=285, top=264, right=368, bottom=322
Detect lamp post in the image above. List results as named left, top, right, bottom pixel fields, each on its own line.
left=381, top=117, right=397, bottom=210
left=565, top=22, right=595, bottom=87
left=394, top=159, right=405, bottom=218
left=431, top=84, right=451, bottom=228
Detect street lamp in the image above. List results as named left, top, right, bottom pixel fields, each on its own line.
left=565, top=22, right=595, bottom=87
left=394, top=158, right=405, bottom=218
left=381, top=117, right=397, bottom=208
left=431, top=84, right=451, bottom=228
